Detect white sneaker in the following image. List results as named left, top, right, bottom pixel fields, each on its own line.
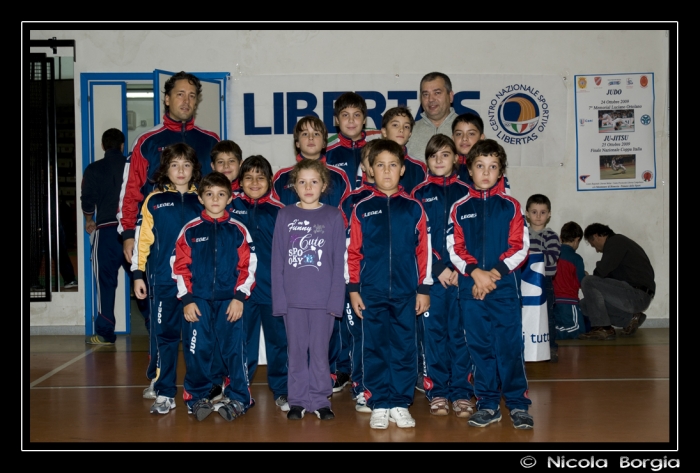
left=150, top=395, right=175, bottom=414
left=369, top=408, right=390, bottom=429
left=355, top=393, right=372, bottom=413
left=142, top=380, right=156, bottom=399
left=275, top=395, right=290, bottom=412
left=389, top=407, right=416, bottom=428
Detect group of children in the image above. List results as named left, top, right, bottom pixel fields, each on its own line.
left=128, top=91, right=591, bottom=431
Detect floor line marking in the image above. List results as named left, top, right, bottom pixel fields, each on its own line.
left=30, top=348, right=99, bottom=388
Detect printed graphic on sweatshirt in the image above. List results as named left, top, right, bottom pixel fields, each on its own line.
left=287, top=219, right=326, bottom=270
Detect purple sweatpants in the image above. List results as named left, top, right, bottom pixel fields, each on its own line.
left=283, top=308, right=336, bottom=412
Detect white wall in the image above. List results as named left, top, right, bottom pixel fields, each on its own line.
left=27, top=28, right=673, bottom=331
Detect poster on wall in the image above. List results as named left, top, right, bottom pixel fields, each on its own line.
left=574, top=73, right=656, bottom=191
left=228, top=73, right=567, bottom=171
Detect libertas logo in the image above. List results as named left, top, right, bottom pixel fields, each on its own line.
left=487, top=83, right=550, bottom=146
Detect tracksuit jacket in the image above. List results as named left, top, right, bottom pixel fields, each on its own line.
left=172, top=210, right=257, bottom=306
left=346, top=186, right=433, bottom=297
left=131, top=184, right=203, bottom=286
left=326, top=130, right=382, bottom=190
left=118, top=113, right=219, bottom=240
left=271, top=155, right=351, bottom=208
left=400, top=149, right=428, bottom=196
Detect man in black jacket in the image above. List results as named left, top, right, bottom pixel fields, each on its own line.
left=578, top=223, right=655, bottom=340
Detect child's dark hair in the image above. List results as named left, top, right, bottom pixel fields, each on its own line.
left=465, top=139, right=507, bottom=173
left=333, top=92, right=367, bottom=119
left=289, top=159, right=331, bottom=198
left=210, top=140, right=243, bottom=163
left=526, top=194, right=552, bottom=212
left=361, top=139, right=379, bottom=164
left=293, top=116, right=328, bottom=154
left=583, top=223, right=615, bottom=240
left=240, top=155, right=273, bottom=191
left=154, top=143, right=202, bottom=191
left=425, top=134, right=457, bottom=161
left=381, top=106, right=415, bottom=131
left=198, top=172, right=232, bottom=198
left=102, top=128, right=124, bottom=151
left=560, top=221, right=583, bottom=243
left=452, top=113, right=485, bottom=135
left=367, top=139, right=405, bottom=167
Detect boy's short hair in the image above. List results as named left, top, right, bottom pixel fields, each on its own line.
left=465, top=139, right=507, bottom=173
left=452, top=113, right=485, bottom=135
left=102, top=128, right=125, bottom=151
left=425, top=134, right=457, bottom=161
left=210, top=140, right=243, bottom=163
left=583, top=223, right=615, bottom=240
left=367, top=139, right=405, bottom=167
left=155, top=142, right=202, bottom=191
left=333, top=92, right=367, bottom=119
left=288, top=158, right=331, bottom=198
left=240, top=155, right=273, bottom=188
left=560, top=221, right=583, bottom=243
left=381, top=106, right=415, bottom=131
left=198, top=172, right=232, bottom=198
left=293, top=116, right=328, bottom=150
left=526, top=194, right=552, bottom=212
left=360, top=139, right=379, bottom=164
left=420, top=72, right=453, bottom=94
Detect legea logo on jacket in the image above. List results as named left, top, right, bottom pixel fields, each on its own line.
left=191, top=236, right=209, bottom=243
left=461, top=213, right=477, bottom=220
left=153, top=202, right=174, bottom=210
left=422, top=196, right=438, bottom=203
left=363, top=210, right=382, bottom=218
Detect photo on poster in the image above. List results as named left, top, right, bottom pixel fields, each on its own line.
left=598, top=109, right=635, bottom=133
left=599, top=154, right=635, bottom=180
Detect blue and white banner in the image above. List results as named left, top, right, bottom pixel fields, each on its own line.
left=520, top=252, right=551, bottom=362
left=227, top=74, right=567, bottom=171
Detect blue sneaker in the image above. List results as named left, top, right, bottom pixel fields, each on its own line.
left=510, top=409, right=534, bottom=429
left=468, top=408, right=502, bottom=427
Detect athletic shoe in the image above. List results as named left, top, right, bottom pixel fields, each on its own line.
left=389, top=407, right=416, bottom=428
left=369, top=408, right=390, bottom=429
left=142, top=379, right=156, bottom=399
left=64, top=280, right=78, bottom=289
left=332, top=371, right=351, bottom=393
left=510, top=408, right=534, bottom=430
left=355, top=393, right=372, bottom=413
left=314, top=407, right=335, bottom=420
left=208, top=383, right=223, bottom=402
left=150, top=395, right=175, bottom=414
left=287, top=405, right=305, bottom=420
left=429, top=397, right=449, bottom=416
left=452, top=398, right=476, bottom=418
left=188, top=399, right=214, bottom=421
left=275, top=395, right=290, bottom=412
left=85, top=334, right=114, bottom=345
left=468, top=408, right=502, bottom=427
left=218, top=400, right=245, bottom=422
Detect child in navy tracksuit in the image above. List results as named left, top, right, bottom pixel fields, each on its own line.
left=131, top=143, right=203, bottom=415
left=346, top=139, right=432, bottom=430
left=411, top=134, right=475, bottom=418
left=380, top=106, right=427, bottom=195
left=338, top=141, right=378, bottom=413
left=228, top=155, right=289, bottom=412
left=447, top=139, right=533, bottom=430
left=172, top=172, right=257, bottom=422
